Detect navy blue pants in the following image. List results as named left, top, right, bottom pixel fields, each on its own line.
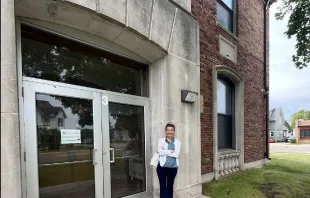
left=157, top=164, right=178, bottom=198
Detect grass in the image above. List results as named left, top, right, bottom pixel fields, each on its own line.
left=203, top=153, right=310, bottom=198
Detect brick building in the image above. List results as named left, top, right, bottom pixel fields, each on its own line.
left=295, top=120, right=310, bottom=144
left=191, top=0, right=270, bottom=182
left=1, top=0, right=269, bottom=197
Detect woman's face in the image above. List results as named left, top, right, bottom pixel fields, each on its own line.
left=166, top=127, right=175, bottom=139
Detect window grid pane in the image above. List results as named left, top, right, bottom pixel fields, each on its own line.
left=216, top=1, right=233, bottom=32
left=218, top=114, right=232, bottom=149
left=217, top=79, right=232, bottom=115
left=301, top=130, right=310, bottom=138
left=217, top=77, right=234, bottom=149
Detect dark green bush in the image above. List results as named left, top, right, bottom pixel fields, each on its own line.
left=39, top=128, right=61, bottom=151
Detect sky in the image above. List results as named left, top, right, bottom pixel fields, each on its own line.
left=269, top=2, right=310, bottom=122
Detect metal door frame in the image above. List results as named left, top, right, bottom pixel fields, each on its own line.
left=101, top=87, right=152, bottom=198
left=23, top=79, right=104, bottom=198
left=22, top=77, right=152, bottom=198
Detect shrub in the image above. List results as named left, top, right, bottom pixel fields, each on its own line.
left=40, top=128, right=61, bottom=151
left=290, top=138, right=296, bottom=144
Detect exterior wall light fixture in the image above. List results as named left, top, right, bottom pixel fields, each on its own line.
left=181, top=90, right=198, bottom=103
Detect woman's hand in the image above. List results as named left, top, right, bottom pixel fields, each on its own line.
left=160, top=146, right=174, bottom=153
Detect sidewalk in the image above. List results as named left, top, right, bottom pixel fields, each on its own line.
left=270, top=142, right=310, bottom=153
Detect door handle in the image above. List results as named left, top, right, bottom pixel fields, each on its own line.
left=109, top=148, right=115, bottom=163
left=92, top=149, right=97, bottom=165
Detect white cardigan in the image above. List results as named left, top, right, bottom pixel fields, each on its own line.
left=157, top=138, right=181, bottom=167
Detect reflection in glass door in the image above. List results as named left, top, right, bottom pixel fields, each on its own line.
left=108, top=103, right=146, bottom=198
left=36, top=93, right=95, bottom=198
left=23, top=81, right=151, bottom=198
left=23, top=81, right=103, bottom=198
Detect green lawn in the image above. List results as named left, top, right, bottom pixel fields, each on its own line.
left=203, top=153, right=310, bottom=198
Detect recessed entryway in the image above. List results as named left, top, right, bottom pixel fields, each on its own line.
left=20, top=23, right=152, bottom=198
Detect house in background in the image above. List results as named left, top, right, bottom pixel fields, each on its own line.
left=295, top=120, right=310, bottom=144
left=269, top=108, right=287, bottom=142
left=36, top=100, right=67, bottom=129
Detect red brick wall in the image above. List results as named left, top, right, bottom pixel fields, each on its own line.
left=191, top=0, right=269, bottom=174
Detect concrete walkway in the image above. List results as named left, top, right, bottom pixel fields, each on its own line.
left=270, top=143, right=310, bottom=153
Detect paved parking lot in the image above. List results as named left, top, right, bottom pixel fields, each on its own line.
left=270, top=143, right=310, bottom=153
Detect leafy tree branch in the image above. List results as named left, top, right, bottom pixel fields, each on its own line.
left=271, top=0, right=310, bottom=69
left=290, top=110, right=310, bottom=128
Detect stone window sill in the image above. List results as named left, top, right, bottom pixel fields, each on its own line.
left=216, top=22, right=239, bottom=41
left=218, top=149, right=240, bottom=156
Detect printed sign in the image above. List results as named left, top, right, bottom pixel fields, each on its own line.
left=61, top=129, right=81, bottom=144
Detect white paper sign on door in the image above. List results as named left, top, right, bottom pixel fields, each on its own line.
left=61, top=129, right=81, bottom=144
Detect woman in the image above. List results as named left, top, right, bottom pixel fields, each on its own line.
left=157, top=123, right=181, bottom=198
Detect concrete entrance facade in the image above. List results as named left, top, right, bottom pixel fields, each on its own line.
left=1, top=0, right=201, bottom=197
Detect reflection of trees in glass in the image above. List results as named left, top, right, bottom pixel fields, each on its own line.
left=21, top=25, right=144, bottom=126
left=109, top=125, right=115, bottom=142
left=39, top=128, right=61, bottom=151
left=21, top=25, right=139, bottom=95
left=111, top=114, right=139, bottom=142
left=81, top=129, right=93, bottom=144
left=56, top=96, right=93, bottom=127
left=22, top=37, right=110, bottom=90
left=110, top=109, right=143, bottom=142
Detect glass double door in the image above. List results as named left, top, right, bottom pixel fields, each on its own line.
left=23, top=80, right=151, bottom=198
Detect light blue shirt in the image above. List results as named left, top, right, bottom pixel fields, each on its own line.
left=163, top=138, right=178, bottom=168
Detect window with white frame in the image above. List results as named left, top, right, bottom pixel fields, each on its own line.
left=216, top=0, right=235, bottom=33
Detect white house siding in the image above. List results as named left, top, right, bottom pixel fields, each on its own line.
left=36, top=109, right=44, bottom=127
left=269, top=108, right=286, bottom=142
left=50, top=111, right=65, bottom=129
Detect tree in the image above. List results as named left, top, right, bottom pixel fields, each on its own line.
left=290, top=110, right=310, bottom=128
left=22, top=26, right=138, bottom=127
left=271, top=0, right=310, bottom=69
left=39, top=128, right=61, bottom=151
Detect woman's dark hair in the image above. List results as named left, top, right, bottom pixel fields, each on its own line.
left=165, top=123, right=175, bottom=131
